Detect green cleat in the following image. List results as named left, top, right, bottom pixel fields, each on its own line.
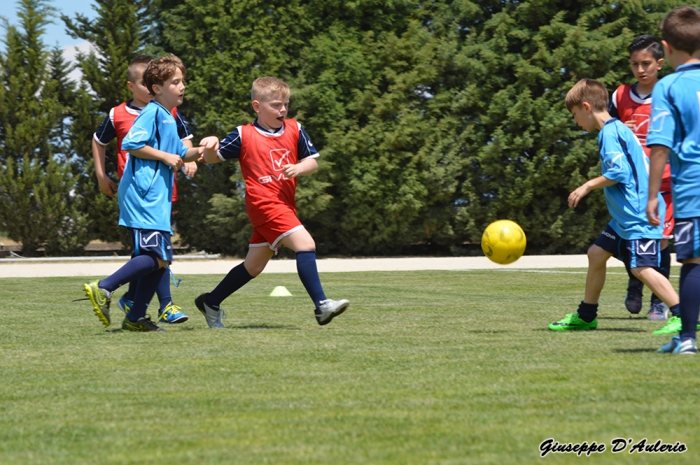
left=548, top=313, right=597, bottom=331
left=122, top=316, right=165, bottom=332
left=83, top=281, right=111, bottom=327
left=653, top=316, right=700, bottom=335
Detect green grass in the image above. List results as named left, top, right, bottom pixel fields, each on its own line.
left=0, top=269, right=696, bottom=464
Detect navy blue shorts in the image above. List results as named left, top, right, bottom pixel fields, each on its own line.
left=129, top=228, right=173, bottom=263
left=673, top=218, right=700, bottom=261
left=593, top=225, right=661, bottom=269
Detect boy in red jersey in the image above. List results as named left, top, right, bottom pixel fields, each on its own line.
left=609, top=35, right=675, bottom=323
left=92, top=55, right=196, bottom=324
left=195, top=77, right=349, bottom=328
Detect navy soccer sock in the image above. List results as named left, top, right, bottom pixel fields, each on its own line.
left=157, top=268, right=172, bottom=311
left=124, top=280, right=136, bottom=302
left=577, top=301, right=598, bottom=323
left=129, top=268, right=166, bottom=322
left=207, top=263, right=254, bottom=307
left=98, top=255, right=160, bottom=293
left=679, top=263, right=700, bottom=341
left=296, top=251, right=327, bottom=308
left=651, top=246, right=672, bottom=303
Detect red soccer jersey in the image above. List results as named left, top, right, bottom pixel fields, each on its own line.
left=111, top=103, right=182, bottom=202
left=613, top=84, right=671, bottom=191
left=239, top=120, right=301, bottom=228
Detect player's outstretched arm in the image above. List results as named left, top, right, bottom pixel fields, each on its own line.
left=281, top=157, right=318, bottom=179
left=199, top=136, right=221, bottom=164
left=568, top=175, right=617, bottom=208
left=92, top=138, right=117, bottom=198
left=181, top=139, right=198, bottom=177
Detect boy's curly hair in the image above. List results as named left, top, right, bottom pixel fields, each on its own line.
left=143, top=55, right=186, bottom=96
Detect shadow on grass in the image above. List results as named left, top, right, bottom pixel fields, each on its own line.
left=465, top=329, right=509, bottom=334
left=598, top=316, right=648, bottom=321
left=232, top=323, right=302, bottom=330
left=613, top=347, right=659, bottom=353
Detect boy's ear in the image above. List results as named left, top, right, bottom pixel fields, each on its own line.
left=661, top=40, right=673, bottom=56
left=582, top=101, right=592, bottom=112
left=251, top=100, right=261, bottom=113
left=657, top=58, right=664, bottom=69
left=151, top=83, right=162, bottom=96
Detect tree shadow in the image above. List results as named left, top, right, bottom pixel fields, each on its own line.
left=613, top=347, right=659, bottom=353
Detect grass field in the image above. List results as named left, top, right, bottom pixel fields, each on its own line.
left=0, top=268, right=697, bottom=464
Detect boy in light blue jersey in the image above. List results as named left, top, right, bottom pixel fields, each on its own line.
left=82, top=55, right=202, bottom=332
left=549, top=78, right=680, bottom=331
left=647, top=6, right=700, bottom=355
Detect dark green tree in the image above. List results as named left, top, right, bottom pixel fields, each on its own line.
left=0, top=0, right=89, bottom=256
left=62, top=0, right=151, bottom=248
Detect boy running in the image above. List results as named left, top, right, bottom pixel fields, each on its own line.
left=195, top=77, right=349, bottom=328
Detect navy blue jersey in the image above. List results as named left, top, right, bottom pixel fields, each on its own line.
left=217, top=120, right=318, bottom=161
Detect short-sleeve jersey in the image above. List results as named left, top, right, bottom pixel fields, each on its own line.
left=647, top=63, right=700, bottom=218
left=118, top=101, right=189, bottom=233
left=599, top=118, right=664, bottom=240
left=217, top=119, right=319, bottom=228
left=610, top=83, right=671, bottom=192
left=93, top=101, right=192, bottom=201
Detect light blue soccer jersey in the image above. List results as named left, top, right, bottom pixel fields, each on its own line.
left=598, top=119, right=664, bottom=240
left=119, top=101, right=189, bottom=233
left=647, top=63, right=700, bottom=218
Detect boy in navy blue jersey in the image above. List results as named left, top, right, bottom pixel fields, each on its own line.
left=83, top=55, right=202, bottom=332
left=549, top=78, right=680, bottom=331
left=647, top=6, right=700, bottom=355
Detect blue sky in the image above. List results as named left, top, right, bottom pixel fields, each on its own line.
left=4, top=0, right=97, bottom=49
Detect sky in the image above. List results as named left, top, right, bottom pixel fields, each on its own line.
left=3, top=0, right=97, bottom=63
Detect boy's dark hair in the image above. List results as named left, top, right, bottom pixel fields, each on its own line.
left=143, top=55, right=186, bottom=96
left=628, top=34, right=664, bottom=60
left=661, top=6, right=700, bottom=55
left=565, top=79, right=609, bottom=112
left=127, top=55, right=153, bottom=83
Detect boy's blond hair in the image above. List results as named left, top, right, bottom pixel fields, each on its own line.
left=251, top=77, right=290, bottom=102
left=127, top=55, right=153, bottom=84
left=661, top=6, right=700, bottom=55
left=143, top=55, right=186, bottom=96
left=565, top=79, right=609, bottom=112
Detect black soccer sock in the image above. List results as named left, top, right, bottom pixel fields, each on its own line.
left=577, top=301, right=599, bottom=323
left=208, top=263, right=254, bottom=307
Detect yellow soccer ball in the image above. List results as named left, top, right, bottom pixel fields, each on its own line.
left=481, top=220, right=527, bottom=265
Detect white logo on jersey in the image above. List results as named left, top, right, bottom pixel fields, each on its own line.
left=258, top=173, right=288, bottom=184
left=128, top=125, right=148, bottom=141
left=632, top=113, right=649, bottom=145
left=649, top=109, right=671, bottom=133
left=605, top=152, right=625, bottom=172
left=270, top=149, right=291, bottom=171
left=674, top=221, right=694, bottom=245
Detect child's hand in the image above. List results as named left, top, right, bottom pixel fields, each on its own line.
left=625, top=120, right=635, bottom=130
left=281, top=164, right=302, bottom=179
left=199, top=136, right=220, bottom=151
left=568, top=184, right=590, bottom=208
left=646, top=197, right=661, bottom=226
left=164, top=154, right=184, bottom=171
left=182, top=161, right=198, bottom=177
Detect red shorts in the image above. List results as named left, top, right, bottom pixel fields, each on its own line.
left=250, top=209, right=304, bottom=251
left=662, top=191, right=674, bottom=238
